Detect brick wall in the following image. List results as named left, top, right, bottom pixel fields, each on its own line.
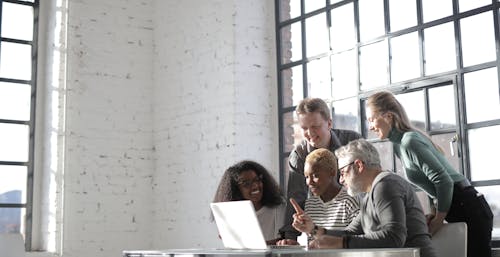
left=63, top=0, right=155, bottom=256
left=152, top=0, right=277, bottom=249
left=46, top=0, right=278, bottom=256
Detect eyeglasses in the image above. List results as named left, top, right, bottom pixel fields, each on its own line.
left=338, top=161, right=355, bottom=176
left=238, top=174, right=263, bottom=188
left=367, top=112, right=387, bottom=124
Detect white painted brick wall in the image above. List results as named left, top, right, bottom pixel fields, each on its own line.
left=152, top=0, right=277, bottom=249
left=36, top=0, right=277, bottom=256
left=64, top=0, right=155, bottom=256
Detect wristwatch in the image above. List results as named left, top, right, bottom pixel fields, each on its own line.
left=309, top=225, right=319, bottom=237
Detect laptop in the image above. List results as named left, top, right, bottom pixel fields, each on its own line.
left=210, top=200, right=305, bottom=250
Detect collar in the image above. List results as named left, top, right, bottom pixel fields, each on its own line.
left=306, top=129, right=340, bottom=153
left=388, top=127, right=404, bottom=144
left=329, top=129, right=342, bottom=151
left=370, top=171, right=392, bottom=192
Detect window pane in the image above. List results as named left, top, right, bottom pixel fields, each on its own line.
left=282, top=111, right=302, bottom=153
left=280, top=22, right=302, bottom=64
left=424, top=22, right=456, bottom=75
left=0, top=165, right=27, bottom=204
left=372, top=141, right=393, bottom=171
left=395, top=91, right=425, bottom=130
left=305, top=0, right=325, bottom=14
left=464, top=67, right=500, bottom=123
left=332, top=97, right=359, bottom=132
left=0, top=42, right=32, bottom=80
left=306, top=13, right=329, bottom=57
left=281, top=65, right=304, bottom=108
left=0, top=82, right=31, bottom=121
left=307, top=57, right=331, bottom=99
left=422, top=0, right=453, bottom=23
left=279, top=0, right=301, bottom=22
left=0, top=124, right=29, bottom=162
left=459, top=0, right=491, bottom=13
left=476, top=186, right=500, bottom=239
left=282, top=156, right=290, bottom=196
left=389, top=0, right=417, bottom=32
left=429, top=85, right=456, bottom=130
left=331, top=50, right=357, bottom=100
left=461, top=12, right=496, bottom=67
left=468, top=125, right=500, bottom=181
left=360, top=40, right=388, bottom=90
left=0, top=208, right=23, bottom=233
left=330, top=3, right=356, bottom=52
left=1, top=2, right=33, bottom=41
left=391, top=32, right=420, bottom=83
left=359, top=0, right=385, bottom=42
left=430, top=133, right=460, bottom=172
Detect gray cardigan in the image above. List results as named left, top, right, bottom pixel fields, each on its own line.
left=327, top=172, right=436, bottom=257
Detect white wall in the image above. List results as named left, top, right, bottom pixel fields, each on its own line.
left=31, top=0, right=277, bottom=256
left=152, top=0, right=277, bottom=249
left=62, top=0, right=156, bottom=256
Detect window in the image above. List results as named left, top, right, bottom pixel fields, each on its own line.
left=276, top=0, right=500, bottom=245
left=0, top=0, right=38, bottom=250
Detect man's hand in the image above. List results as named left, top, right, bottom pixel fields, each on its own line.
left=308, top=235, right=343, bottom=249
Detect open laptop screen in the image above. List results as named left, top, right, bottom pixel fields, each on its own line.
left=210, top=200, right=268, bottom=249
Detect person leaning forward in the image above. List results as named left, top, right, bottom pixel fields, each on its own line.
left=279, top=98, right=362, bottom=240
left=291, top=139, right=436, bottom=257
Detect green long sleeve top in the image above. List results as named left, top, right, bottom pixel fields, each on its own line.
left=388, top=128, right=466, bottom=212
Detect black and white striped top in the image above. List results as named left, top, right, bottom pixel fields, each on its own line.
left=304, top=187, right=360, bottom=230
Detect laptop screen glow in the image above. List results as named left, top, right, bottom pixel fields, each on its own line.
left=210, top=200, right=268, bottom=249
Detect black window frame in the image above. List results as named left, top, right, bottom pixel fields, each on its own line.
left=0, top=0, right=39, bottom=250
left=275, top=0, right=500, bottom=247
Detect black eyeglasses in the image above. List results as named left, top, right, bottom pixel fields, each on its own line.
left=238, top=174, right=263, bottom=188
left=338, top=161, right=355, bottom=176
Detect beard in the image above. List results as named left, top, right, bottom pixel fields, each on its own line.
left=346, top=171, right=364, bottom=196
left=347, top=185, right=363, bottom=197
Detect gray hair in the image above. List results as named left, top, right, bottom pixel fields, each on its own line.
left=335, top=139, right=381, bottom=169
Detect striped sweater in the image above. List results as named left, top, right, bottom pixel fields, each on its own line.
left=305, top=186, right=360, bottom=230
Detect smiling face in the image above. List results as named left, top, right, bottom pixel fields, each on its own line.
left=237, top=170, right=263, bottom=210
left=366, top=107, right=392, bottom=140
left=298, top=112, right=332, bottom=149
left=304, top=162, right=335, bottom=198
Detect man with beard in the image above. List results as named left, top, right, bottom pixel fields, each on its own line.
left=289, top=139, right=436, bottom=257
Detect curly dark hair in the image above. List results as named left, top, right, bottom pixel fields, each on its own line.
left=212, top=160, right=284, bottom=207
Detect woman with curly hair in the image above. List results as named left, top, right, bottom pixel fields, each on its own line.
left=213, top=160, right=286, bottom=245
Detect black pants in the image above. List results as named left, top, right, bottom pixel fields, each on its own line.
left=445, top=185, right=493, bottom=257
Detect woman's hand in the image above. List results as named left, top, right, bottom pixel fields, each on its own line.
left=275, top=239, right=299, bottom=246
left=292, top=212, right=314, bottom=234
left=289, top=198, right=315, bottom=234
left=427, top=211, right=446, bottom=235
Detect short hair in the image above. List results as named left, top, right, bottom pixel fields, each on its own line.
left=305, top=148, right=338, bottom=175
left=212, top=160, right=283, bottom=207
left=335, top=139, right=381, bottom=169
left=296, top=98, right=331, bottom=121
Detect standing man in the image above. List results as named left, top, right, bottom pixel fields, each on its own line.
left=279, top=98, right=362, bottom=240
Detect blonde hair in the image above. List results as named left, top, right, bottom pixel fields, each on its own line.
left=305, top=148, right=338, bottom=175
left=366, top=91, right=444, bottom=153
